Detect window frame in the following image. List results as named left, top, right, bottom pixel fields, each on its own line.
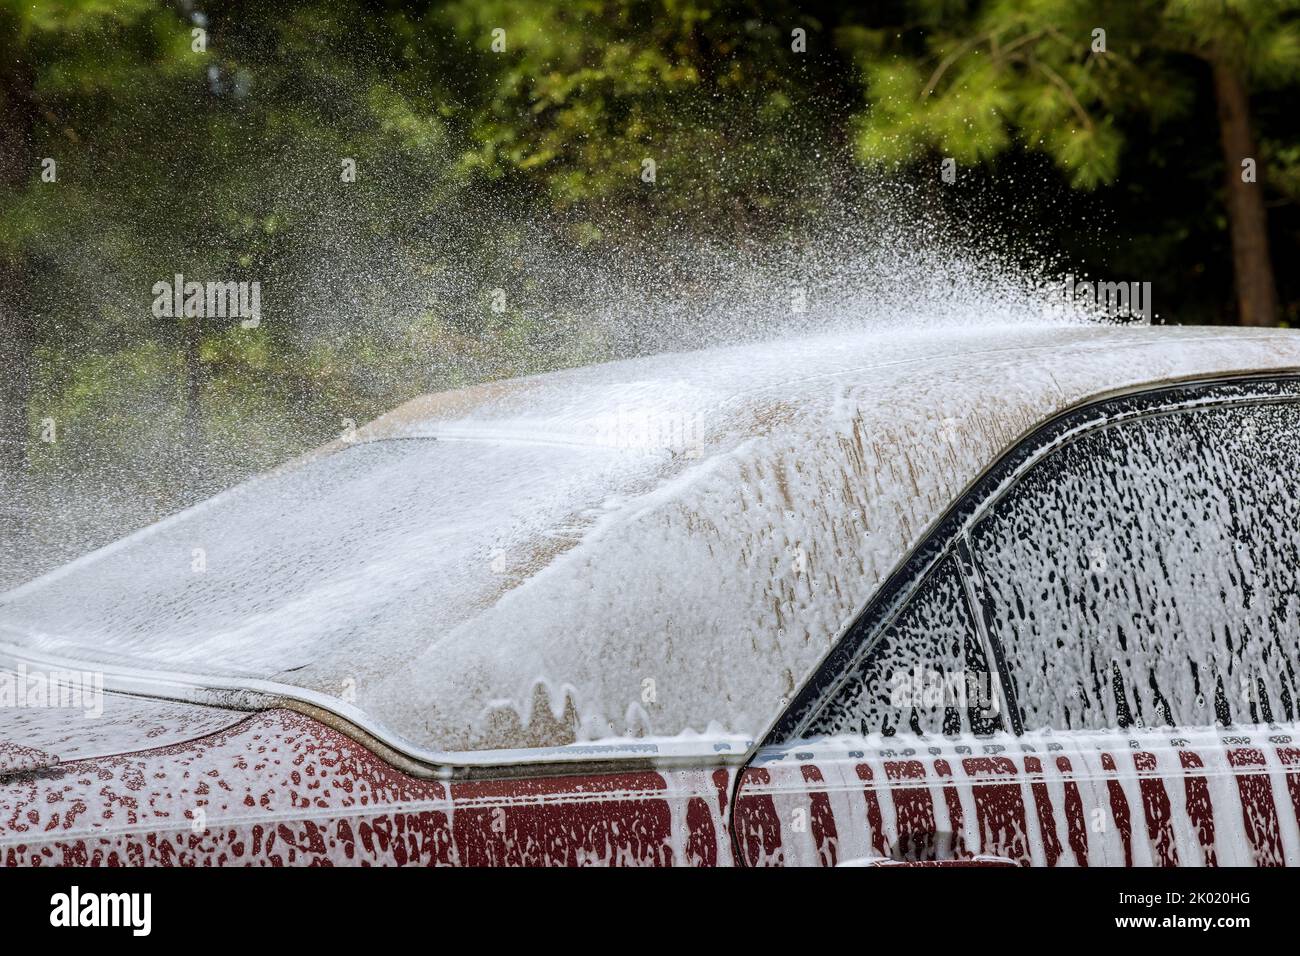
left=764, top=372, right=1300, bottom=747
left=795, top=548, right=1008, bottom=740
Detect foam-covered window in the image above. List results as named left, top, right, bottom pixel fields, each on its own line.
left=972, top=401, right=1300, bottom=732
left=804, top=554, right=1004, bottom=739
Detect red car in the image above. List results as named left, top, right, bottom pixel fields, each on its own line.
left=3, top=323, right=1300, bottom=866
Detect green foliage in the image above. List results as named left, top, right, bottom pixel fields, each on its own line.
left=846, top=1, right=1138, bottom=187
left=846, top=0, right=1300, bottom=190
left=434, top=0, right=838, bottom=228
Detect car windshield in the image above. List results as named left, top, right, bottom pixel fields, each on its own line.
left=0, top=435, right=678, bottom=754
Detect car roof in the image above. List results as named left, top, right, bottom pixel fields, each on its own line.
left=4, top=322, right=1300, bottom=768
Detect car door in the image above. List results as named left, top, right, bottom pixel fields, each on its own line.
left=732, top=547, right=1126, bottom=867
left=733, top=375, right=1300, bottom=866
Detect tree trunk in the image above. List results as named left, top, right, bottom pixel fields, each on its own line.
left=1211, top=59, right=1279, bottom=327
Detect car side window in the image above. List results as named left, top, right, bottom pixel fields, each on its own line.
left=970, top=400, right=1300, bottom=732
left=801, top=554, right=1004, bottom=738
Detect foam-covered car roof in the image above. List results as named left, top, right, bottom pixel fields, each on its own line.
left=4, top=323, right=1300, bottom=765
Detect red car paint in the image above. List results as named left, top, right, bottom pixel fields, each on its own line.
left=733, top=729, right=1300, bottom=867
left=0, top=709, right=734, bottom=867
left=5, top=707, right=1300, bottom=866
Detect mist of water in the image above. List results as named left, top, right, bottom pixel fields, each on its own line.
left=2, top=123, right=1110, bottom=592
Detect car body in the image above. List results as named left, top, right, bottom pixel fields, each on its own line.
left=3, top=322, right=1300, bottom=866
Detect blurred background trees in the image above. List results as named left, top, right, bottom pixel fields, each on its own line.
left=845, top=0, right=1300, bottom=326
left=1, top=0, right=1298, bottom=585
